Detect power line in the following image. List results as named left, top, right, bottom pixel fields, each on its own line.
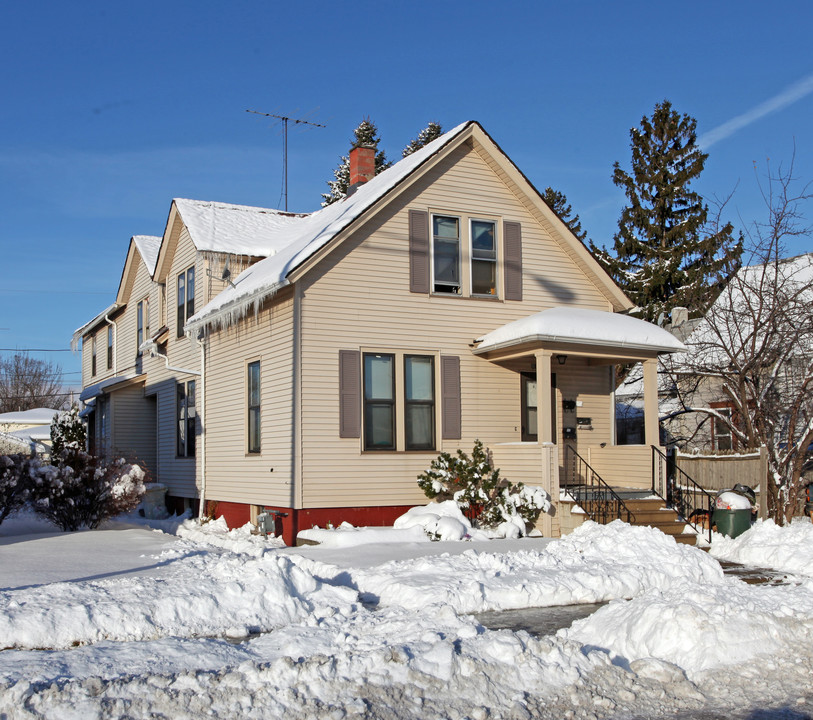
left=0, top=348, right=73, bottom=352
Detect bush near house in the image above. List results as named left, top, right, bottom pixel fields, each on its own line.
left=0, top=453, right=33, bottom=526
left=0, top=451, right=146, bottom=532
left=417, top=439, right=550, bottom=534
left=31, top=451, right=146, bottom=532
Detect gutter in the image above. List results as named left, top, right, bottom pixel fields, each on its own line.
left=471, top=333, right=686, bottom=356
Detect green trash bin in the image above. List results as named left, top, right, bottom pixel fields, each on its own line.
left=713, top=509, right=752, bottom=538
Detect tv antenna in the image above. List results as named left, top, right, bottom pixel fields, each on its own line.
left=247, top=109, right=326, bottom=211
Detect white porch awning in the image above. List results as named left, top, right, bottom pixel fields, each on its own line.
left=473, top=307, right=685, bottom=356
left=79, top=373, right=141, bottom=403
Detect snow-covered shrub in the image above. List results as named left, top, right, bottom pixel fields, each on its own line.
left=31, top=451, right=146, bottom=531
left=417, top=440, right=551, bottom=535
left=50, top=405, right=86, bottom=457
left=0, top=453, right=34, bottom=526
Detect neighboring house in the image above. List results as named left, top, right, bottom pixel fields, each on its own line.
left=75, top=121, right=684, bottom=544
left=0, top=407, right=64, bottom=456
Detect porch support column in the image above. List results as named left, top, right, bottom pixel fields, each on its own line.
left=643, top=358, right=659, bottom=447
left=534, top=350, right=554, bottom=444
left=535, top=349, right=556, bottom=538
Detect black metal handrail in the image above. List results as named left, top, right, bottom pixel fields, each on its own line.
left=651, top=445, right=714, bottom=544
left=563, top=446, right=636, bottom=525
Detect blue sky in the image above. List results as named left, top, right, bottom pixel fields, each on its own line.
left=2, top=0, right=812, bottom=390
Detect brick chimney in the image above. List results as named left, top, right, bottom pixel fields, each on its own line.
left=348, top=145, right=375, bottom=195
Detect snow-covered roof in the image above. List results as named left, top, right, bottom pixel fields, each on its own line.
left=0, top=408, right=62, bottom=425
left=79, top=373, right=141, bottom=403
left=71, top=303, right=122, bottom=349
left=174, top=198, right=305, bottom=257
left=185, top=122, right=473, bottom=331
left=474, top=307, right=687, bottom=355
left=5, top=425, right=52, bottom=442
left=680, top=252, right=813, bottom=367
left=132, top=235, right=162, bottom=277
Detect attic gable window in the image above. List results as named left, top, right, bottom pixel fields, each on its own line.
left=432, top=215, right=461, bottom=294
left=107, top=326, right=113, bottom=370
left=91, top=335, right=97, bottom=376
left=177, top=267, right=195, bottom=337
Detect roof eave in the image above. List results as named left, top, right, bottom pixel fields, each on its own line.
left=472, top=334, right=685, bottom=356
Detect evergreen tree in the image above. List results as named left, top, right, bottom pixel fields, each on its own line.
left=402, top=121, right=443, bottom=157
left=591, top=100, right=741, bottom=322
left=321, top=118, right=391, bottom=206
left=542, top=187, right=588, bottom=244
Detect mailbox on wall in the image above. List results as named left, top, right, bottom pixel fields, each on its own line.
left=563, top=427, right=577, bottom=440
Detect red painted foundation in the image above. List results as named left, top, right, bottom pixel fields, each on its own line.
left=199, top=500, right=415, bottom=547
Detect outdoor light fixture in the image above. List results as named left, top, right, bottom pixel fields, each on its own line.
left=557, top=354, right=567, bottom=365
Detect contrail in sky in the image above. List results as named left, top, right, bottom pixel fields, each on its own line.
left=698, top=72, right=813, bottom=149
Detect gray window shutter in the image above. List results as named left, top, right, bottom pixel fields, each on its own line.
left=339, top=350, right=361, bottom=438
left=503, top=220, right=522, bottom=301
left=409, top=209, right=430, bottom=294
left=441, top=355, right=461, bottom=440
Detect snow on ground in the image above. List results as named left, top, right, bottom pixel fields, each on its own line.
left=710, top=517, right=813, bottom=577
left=1, top=511, right=813, bottom=719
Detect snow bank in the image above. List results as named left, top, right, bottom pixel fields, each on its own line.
left=565, top=578, right=813, bottom=679
left=290, top=521, right=725, bottom=613
left=710, top=518, right=813, bottom=576
left=297, top=523, right=430, bottom=548
left=0, top=540, right=357, bottom=650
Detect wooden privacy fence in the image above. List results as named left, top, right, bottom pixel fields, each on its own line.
left=675, top=447, right=768, bottom=519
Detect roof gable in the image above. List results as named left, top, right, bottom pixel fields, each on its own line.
left=182, top=121, right=633, bottom=332
left=116, top=235, right=162, bottom=305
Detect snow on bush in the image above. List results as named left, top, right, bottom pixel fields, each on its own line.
left=32, top=452, right=146, bottom=532
left=0, top=453, right=33, bottom=526
left=417, top=440, right=550, bottom=537
left=49, top=404, right=86, bottom=457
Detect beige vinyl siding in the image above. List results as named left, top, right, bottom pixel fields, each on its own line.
left=554, top=358, right=614, bottom=466
left=144, top=224, right=203, bottom=498
left=203, top=290, right=295, bottom=506
left=111, top=383, right=156, bottom=473
left=297, top=143, right=614, bottom=508
left=587, top=445, right=652, bottom=490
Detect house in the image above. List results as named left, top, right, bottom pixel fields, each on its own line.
left=0, top=408, right=64, bottom=456
left=75, top=121, right=685, bottom=544
left=616, top=253, right=813, bottom=518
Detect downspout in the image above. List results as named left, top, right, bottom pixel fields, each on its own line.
left=197, top=335, right=207, bottom=522
left=104, top=313, right=117, bottom=374
left=144, top=344, right=201, bottom=377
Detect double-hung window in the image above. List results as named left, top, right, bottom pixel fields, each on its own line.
left=247, top=361, right=261, bottom=454
left=470, top=220, right=497, bottom=295
left=91, top=335, right=97, bottom=376
left=107, top=326, right=113, bottom=370
left=432, top=215, right=461, bottom=294
left=177, top=267, right=195, bottom=337
left=364, top=354, right=395, bottom=450
left=176, top=380, right=196, bottom=457
left=362, top=352, right=436, bottom=452
left=712, top=407, right=733, bottom=451
left=404, top=355, right=435, bottom=450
